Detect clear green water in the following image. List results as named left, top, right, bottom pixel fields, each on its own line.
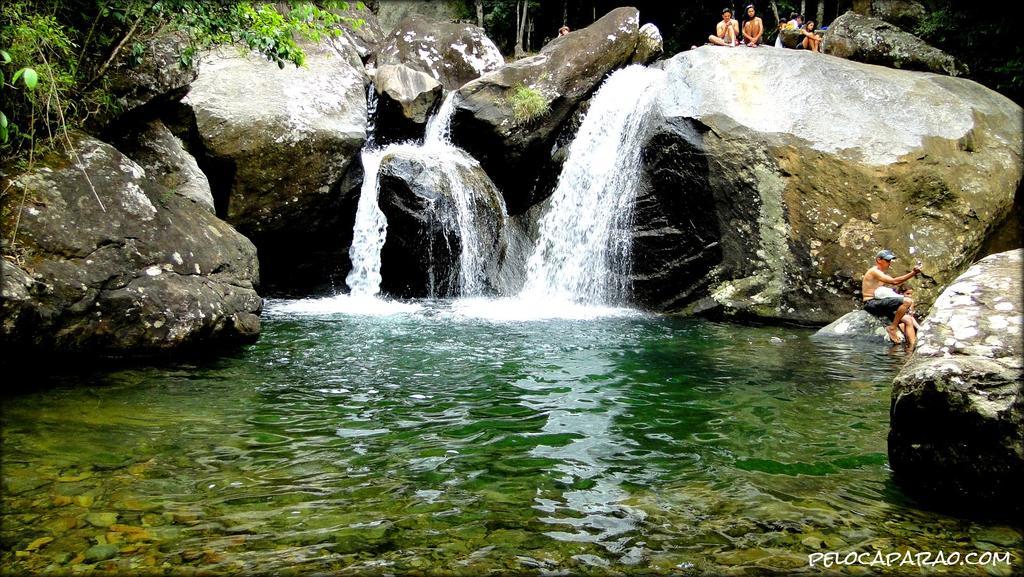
left=2, top=299, right=1021, bottom=575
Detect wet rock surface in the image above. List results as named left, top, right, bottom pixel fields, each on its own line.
left=824, top=12, right=968, bottom=77
left=653, top=47, right=1022, bottom=322
left=0, top=133, right=261, bottom=357
left=450, top=7, right=641, bottom=215
left=377, top=147, right=507, bottom=298
left=889, top=249, right=1023, bottom=512
left=812, top=310, right=889, bottom=342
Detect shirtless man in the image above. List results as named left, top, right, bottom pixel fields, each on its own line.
left=742, top=5, right=763, bottom=46
left=709, top=8, right=740, bottom=46
left=862, top=249, right=922, bottom=347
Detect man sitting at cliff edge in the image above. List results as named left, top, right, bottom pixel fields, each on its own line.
left=862, top=249, right=922, bottom=347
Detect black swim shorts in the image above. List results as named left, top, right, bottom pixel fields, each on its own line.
left=863, top=297, right=904, bottom=321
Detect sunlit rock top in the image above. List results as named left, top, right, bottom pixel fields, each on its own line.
left=659, top=47, right=1022, bottom=165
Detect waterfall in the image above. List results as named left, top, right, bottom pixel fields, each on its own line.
left=424, top=91, right=457, bottom=145
left=346, top=89, right=507, bottom=299
left=345, top=148, right=388, bottom=297
left=519, top=65, right=665, bottom=305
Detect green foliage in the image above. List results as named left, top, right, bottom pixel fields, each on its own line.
left=915, top=2, right=1024, bottom=106
left=0, top=0, right=363, bottom=156
left=507, top=84, right=548, bottom=124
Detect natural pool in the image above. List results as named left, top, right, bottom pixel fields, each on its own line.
left=2, top=298, right=1021, bottom=576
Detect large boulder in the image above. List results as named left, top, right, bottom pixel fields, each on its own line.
left=0, top=133, right=261, bottom=357
left=181, top=38, right=368, bottom=293
left=112, top=119, right=215, bottom=213
left=373, top=63, right=443, bottom=142
left=333, top=2, right=386, bottom=63
left=851, top=0, right=927, bottom=31
left=450, top=7, right=641, bottom=214
left=888, top=249, right=1023, bottom=512
left=631, top=23, right=664, bottom=65
left=824, top=12, right=968, bottom=77
left=377, top=16, right=503, bottom=91
left=377, top=145, right=507, bottom=298
left=375, top=1, right=465, bottom=35
left=98, top=30, right=197, bottom=126
left=649, top=47, right=1021, bottom=323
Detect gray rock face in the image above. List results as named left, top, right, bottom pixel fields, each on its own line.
left=630, top=118, right=721, bottom=312
left=102, top=30, right=197, bottom=122
left=376, top=1, right=464, bottom=35
left=182, top=38, right=368, bottom=292
left=889, top=249, right=1023, bottom=511
left=0, top=133, right=261, bottom=357
left=451, top=7, right=641, bottom=214
left=113, top=119, right=215, bottom=213
left=812, top=310, right=889, bottom=342
left=377, top=146, right=507, bottom=298
left=334, top=3, right=385, bottom=63
left=631, top=23, right=664, bottom=65
left=374, top=63, right=443, bottom=137
left=851, top=0, right=927, bottom=30
left=652, top=47, right=1022, bottom=323
left=378, top=16, right=503, bottom=91
left=824, top=12, right=967, bottom=77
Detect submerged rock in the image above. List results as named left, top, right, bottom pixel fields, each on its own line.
left=824, top=12, right=967, bottom=77
left=651, top=47, right=1021, bottom=322
left=450, top=7, right=641, bottom=214
left=181, top=37, right=368, bottom=293
left=0, top=133, right=261, bottom=357
left=377, top=146, right=507, bottom=298
left=812, top=310, right=888, bottom=342
left=889, top=249, right=1023, bottom=512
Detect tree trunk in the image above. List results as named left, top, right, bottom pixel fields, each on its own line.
left=476, top=0, right=483, bottom=28
left=817, top=0, right=825, bottom=25
left=527, top=17, right=533, bottom=51
left=801, top=0, right=807, bottom=18
left=769, top=1, right=780, bottom=24
left=514, top=0, right=528, bottom=59
left=562, top=0, right=568, bottom=26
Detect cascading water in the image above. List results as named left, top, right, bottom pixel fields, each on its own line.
left=345, top=84, right=388, bottom=298
left=519, top=65, right=665, bottom=306
left=345, top=89, right=508, bottom=301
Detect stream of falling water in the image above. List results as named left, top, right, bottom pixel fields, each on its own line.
left=519, top=65, right=666, bottom=306
left=344, top=91, right=506, bottom=304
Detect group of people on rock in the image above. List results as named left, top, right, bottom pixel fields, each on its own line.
left=707, top=5, right=822, bottom=52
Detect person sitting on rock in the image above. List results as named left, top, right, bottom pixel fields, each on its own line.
left=862, top=249, right=923, bottom=347
left=742, top=4, right=764, bottom=46
left=709, top=8, right=741, bottom=46
left=558, top=25, right=570, bottom=37
left=799, top=19, right=823, bottom=52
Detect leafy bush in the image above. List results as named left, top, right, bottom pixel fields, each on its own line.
left=507, top=84, right=548, bottom=124
left=0, top=1, right=364, bottom=157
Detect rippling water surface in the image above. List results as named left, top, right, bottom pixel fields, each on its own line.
left=2, top=299, right=1020, bottom=575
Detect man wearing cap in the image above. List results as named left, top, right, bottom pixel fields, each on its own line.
left=862, top=250, right=922, bottom=347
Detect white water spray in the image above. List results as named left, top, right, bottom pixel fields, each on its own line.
left=519, top=65, right=665, bottom=305
left=345, top=90, right=507, bottom=299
